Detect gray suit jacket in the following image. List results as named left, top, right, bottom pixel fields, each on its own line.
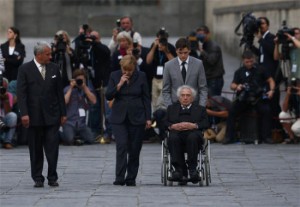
left=162, top=56, right=207, bottom=107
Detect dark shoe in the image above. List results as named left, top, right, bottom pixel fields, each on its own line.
left=222, top=138, right=234, bottom=145
left=3, top=143, right=13, bottom=149
left=34, top=181, right=44, bottom=188
left=113, top=180, right=125, bottom=186
left=74, top=139, right=84, bottom=146
left=189, top=170, right=199, bottom=184
left=171, top=171, right=182, bottom=181
left=48, top=181, right=59, bottom=187
left=125, top=181, right=136, bottom=186
left=178, top=176, right=187, bottom=186
left=263, top=138, right=273, bottom=144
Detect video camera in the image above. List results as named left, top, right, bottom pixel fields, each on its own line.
left=54, top=34, right=67, bottom=53
left=235, top=12, right=262, bottom=49
left=74, top=24, right=95, bottom=68
left=0, top=71, right=6, bottom=95
left=277, top=21, right=294, bottom=44
left=276, top=21, right=294, bottom=61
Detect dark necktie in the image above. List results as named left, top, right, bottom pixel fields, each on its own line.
left=181, top=61, right=186, bottom=82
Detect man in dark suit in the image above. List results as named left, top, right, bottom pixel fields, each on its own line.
left=17, top=41, right=66, bottom=188
left=162, top=37, right=208, bottom=107
left=165, top=85, right=209, bottom=184
left=250, top=17, right=282, bottom=130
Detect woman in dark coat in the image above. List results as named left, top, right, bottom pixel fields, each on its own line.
left=106, top=55, right=151, bottom=186
left=1, top=27, right=26, bottom=81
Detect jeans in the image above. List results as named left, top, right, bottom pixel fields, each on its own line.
left=62, top=124, right=94, bottom=145
left=207, top=77, right=224, bottom=96
left=0, top=112, right=17, bottom=143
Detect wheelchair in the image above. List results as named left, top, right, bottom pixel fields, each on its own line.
left=161, top=133, right=211, bottom=186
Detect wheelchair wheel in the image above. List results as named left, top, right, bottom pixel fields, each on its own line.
left=205, top=140, right=211, bottom=186
left=161, top=140, right=167, bottom=185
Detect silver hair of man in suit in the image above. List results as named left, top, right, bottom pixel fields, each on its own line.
left=33, top=41, right=51, bottom=56
left=176, top=85, right=197, bottom=99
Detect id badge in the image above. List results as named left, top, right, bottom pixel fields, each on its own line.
left=118, top=55, right=122, bottom=60
left=137, top=57, right=143, bottom=66
left=291, top=64, right=297, bottom=73
left=78, top=108, right=86, bottom=117
left=260, top=54, right=264, bottom=63
left=156, top=66, right=164, bottom=76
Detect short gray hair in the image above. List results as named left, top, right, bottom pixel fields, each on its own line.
left=33, top=41, right=51, bottom=56
left=116, top=31, right=133, bottom=44
left=176, top=85, right=197, bottom=98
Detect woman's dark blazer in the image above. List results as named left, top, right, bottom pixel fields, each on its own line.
left=105, top=70, right=151, bottom=125
left=1, top=41, right=26, bottom=81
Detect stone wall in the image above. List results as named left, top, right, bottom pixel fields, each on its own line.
left=0, top=0, right=14, bottom=40
left=1, top=0, right=205, bottom=38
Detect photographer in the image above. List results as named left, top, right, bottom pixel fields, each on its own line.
left=278, top=78, right=300, bottom=144
left=51, top=30, right=78, bottom=87
left=62, top=69, right=96, bottom=145
left=73, top=24, right=93, bottom=70
left=223, top=51, right=275, bottom=144
left=108, top=16, right=142, bottom=54
left=249, top=17, right=282, bottom=132
left=274, top=27, right=300, bottom=81
left=196, top=25, right=225, bottom=96
left=88, top=30, right=111, bottom=141
left=0, top=76, right=17, bottom=149
left=146, top=27, right=176, bottom=111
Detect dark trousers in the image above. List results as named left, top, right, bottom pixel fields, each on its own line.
left=225, top=100, right=272, bottom=141
left=168, top=130, right=203, bottom=172
left=27, top=125, right=60, bottom=182
left=111, top=123, right=145, bottom=183
left=207, top=76, right=224, bottom=96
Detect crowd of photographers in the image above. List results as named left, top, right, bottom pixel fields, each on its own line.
left=0, top=14, right=300, bottom=149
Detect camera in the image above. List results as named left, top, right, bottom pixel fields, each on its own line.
left=277, top=21, right=294, bottom=61
left=54, top=34, right=67, bottom=53
left=76, top=79, right=83, bottom=86
left=277, top=21, right=294, bottom=44
left=116, top=19, right=122, bottom=32
left=290, top=77, right=298, bottom=94
left=235, top=12, right=261, bottom=48
left=0, top=71, right=6, bottom=95
left=0, top=119, right=9, bottom=132
left=157, top=27, right=168, bottom=39
left=132, top=40, right=140, bottom=58
left=238, top=82, right=263, bottom=104
left=187, top=31, right=203, bottom=51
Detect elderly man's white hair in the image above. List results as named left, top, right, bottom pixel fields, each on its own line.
left=176, top=85, right=197, bottom=98
left=34, top=41, right=51, bottom=56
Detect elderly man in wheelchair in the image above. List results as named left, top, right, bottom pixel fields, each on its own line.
left=164, top=85, right=209, bottom=185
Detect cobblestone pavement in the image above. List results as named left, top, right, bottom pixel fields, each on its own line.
left=0, top=142, right=299, bottom=207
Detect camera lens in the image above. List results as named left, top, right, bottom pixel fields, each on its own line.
left=76, top=79, right=83, bottom=86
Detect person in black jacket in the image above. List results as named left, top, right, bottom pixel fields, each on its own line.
left=196, top=25, right=225, bottom=96
left=250, top=17, right=282, bottom=130
left=165, top=85, right=209, bottom=184
left=1, top=27, right=26, bottom=81
left=17, top=41, right=66, bottom=188
left=105, top=55, right=151, bottom=186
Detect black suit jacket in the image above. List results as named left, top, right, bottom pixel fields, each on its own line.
left=105, top=70, right=151, bottom=125
left=251, top=32, right=279, bottom=78
left=165, top=102, right=209, bottom=130
left=1, top=41, right=26, bottom=81
left=17, top=60, right=66, bottom=126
